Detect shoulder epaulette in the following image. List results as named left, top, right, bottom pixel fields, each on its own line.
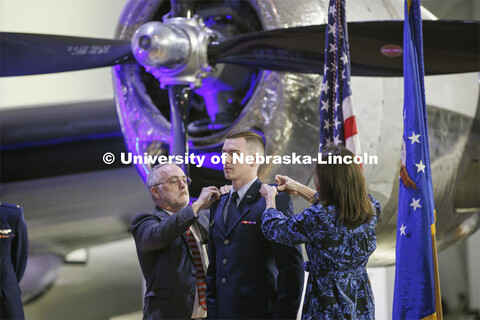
left=0, top=202, right=20, bottom=209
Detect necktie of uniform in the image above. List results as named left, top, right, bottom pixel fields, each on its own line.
left=185, top=228, right=207, bottom=311
left=225, top=191, right=239, bottom=226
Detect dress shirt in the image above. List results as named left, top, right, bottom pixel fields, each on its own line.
left=164, top=208, right=208, bottom=319
left=222, top=177, right=258, bottom=223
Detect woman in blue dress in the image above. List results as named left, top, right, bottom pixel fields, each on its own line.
left=260, top=145, right=381, bottom=320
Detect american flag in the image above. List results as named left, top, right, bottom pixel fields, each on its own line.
left=319, top=0, right=360, bottom=155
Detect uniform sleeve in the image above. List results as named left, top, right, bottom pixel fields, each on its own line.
left=270, top=192, right=305, bottom=319
left=12, top=208, right=28, bottom=282
left=131, top=206, right=197, bottom=253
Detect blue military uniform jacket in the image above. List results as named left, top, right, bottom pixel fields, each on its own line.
left=131, top=205, right=209, bottom=320
left=0, top=202, right=28, bottom=320
left=206, top=179, right=304, bottom=319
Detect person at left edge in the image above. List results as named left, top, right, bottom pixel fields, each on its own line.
left=0, top=202, right=28, bottom=320
left=131, top=163, right=221, bottom=320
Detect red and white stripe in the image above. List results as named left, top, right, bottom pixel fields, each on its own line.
left=342, top=95, right=361, bottom=156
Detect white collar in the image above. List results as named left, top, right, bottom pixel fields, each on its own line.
left=163, top=209, right=174, bottom=216
left=231, top=176, right=258, bottom=203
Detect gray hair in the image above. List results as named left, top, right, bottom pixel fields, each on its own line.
left=146, top=164, right=168, bottom=190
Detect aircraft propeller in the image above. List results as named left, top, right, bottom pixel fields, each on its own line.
left=1, top=16, right=478, bottom=173
left=0, top=33, right=133, bottom=77
left=164, top=0, right=196, bottom=172
left=1, top=20, right=478, bottom=78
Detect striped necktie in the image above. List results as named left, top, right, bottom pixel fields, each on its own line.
left=185, top=228, right=207, bottom=311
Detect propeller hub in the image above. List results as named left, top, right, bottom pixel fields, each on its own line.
left=138, top=35, right=152, bottom=50
left=131, top=17, right=217, bottom=89
left=132, top=21, right=190, bottom=70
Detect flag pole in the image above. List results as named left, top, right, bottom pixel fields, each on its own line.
left=431, top=211, right=443, bottom=320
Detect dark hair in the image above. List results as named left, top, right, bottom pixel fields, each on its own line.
left=226, top=129, right=265, bottom=154
left=316, top=145, right=374, bottom=228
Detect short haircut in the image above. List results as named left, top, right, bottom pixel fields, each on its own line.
left=146, top=163, right=168, bottom=190
left=226, top=129, right=265, bottom=155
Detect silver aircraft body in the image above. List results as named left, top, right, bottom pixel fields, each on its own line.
left=0, top=0, right=478, bottom=301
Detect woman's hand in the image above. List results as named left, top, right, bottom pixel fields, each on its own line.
left=275, top=174, right=317, bottom=203
left=275, top=175, right=299, bottom=195
left=260, top=184, right=278, bottom=209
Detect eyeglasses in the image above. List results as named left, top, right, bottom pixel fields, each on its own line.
left=153, top=177, right=192, bottom=188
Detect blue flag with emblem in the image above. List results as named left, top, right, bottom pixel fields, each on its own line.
left=393, top=0, right=440, bottom=319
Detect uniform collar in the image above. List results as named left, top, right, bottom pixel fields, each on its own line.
left=231, top=176, right=258, bottom=203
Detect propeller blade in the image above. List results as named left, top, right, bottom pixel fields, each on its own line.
left=208, top=20, right=479, bottom=76
left=0, top=33, right=134, bottom=77
left=351, top=20, right=479, bottom=76
left=168, top=84, right=192, bottom=173
left=209, top=25, right=325, bottom=74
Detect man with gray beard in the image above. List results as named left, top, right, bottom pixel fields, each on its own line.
left=131, top=163, right=221, bottom=320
